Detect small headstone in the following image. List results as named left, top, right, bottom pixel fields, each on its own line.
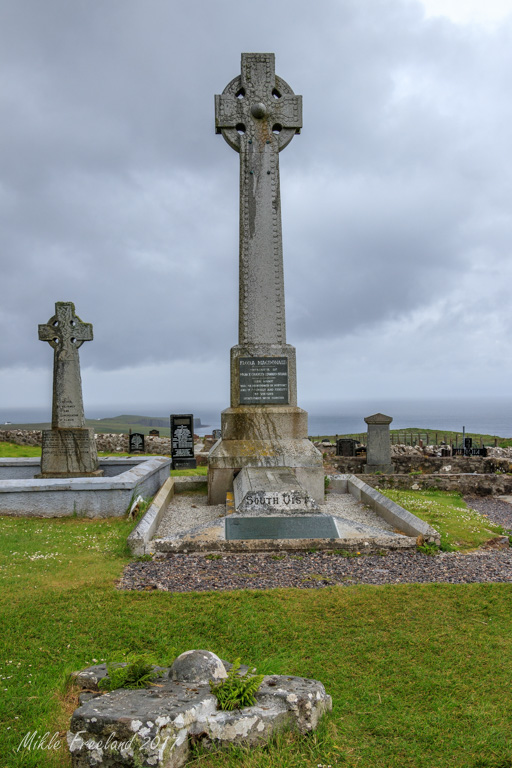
left=336, top=438, right=358, bottom=457
left=226, top=515, right=338, bottom=541
left=37, top=301, right=101, bottom=477
left=363, top=413, right=394, bottom=474
left=234, top=467, right=319, bottom=515
left=129, top=432, right=145, bottom=453
left=149, top=429, right=160, bottom=437
left=170, top=414, right=197, bottom=469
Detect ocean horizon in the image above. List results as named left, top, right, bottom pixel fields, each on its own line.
left=1, top=398, right=511, bottom=438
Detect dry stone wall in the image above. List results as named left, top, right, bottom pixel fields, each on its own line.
left=0, top=430, right=171, bottom=454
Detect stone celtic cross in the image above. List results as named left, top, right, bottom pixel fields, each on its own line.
left=215, top=53, right=302, bottom=346
left=38, top=302, right=93, bottom=429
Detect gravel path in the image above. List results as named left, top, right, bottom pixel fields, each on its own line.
left=118, top=550, right=512, bottom=592
left=465, top=496, right=512, bottom=532
left=117, top=495, right=512, bottom=593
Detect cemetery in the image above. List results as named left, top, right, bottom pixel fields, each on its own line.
left=1, top=51, right=511, bottom=768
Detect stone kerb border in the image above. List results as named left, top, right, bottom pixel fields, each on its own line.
left=128, top=476, right=175, bottom=556
left=0, top=456, right=171, bottom=518
left=329, top=474, right=440, bottom=543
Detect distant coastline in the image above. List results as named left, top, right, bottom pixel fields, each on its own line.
left=1, top=398, right=511, bottom=438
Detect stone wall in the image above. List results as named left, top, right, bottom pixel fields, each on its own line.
left=0, top=430, right=41, bottom=446
left=0, top=429, right=211, bottom=464
left=360, top=473, right=512, bottom=496
left=333, top=454, right=512, bottom=475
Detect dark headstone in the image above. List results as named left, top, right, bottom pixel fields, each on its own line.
left=336, top=438, right=358, bottom=457
left=170, top=414, right=196, bottom=469
left=129, top=433, right=145, bottom=453
left=149, top=429, right=160, bottom=437
left=226, top=516, right=338, bottom=541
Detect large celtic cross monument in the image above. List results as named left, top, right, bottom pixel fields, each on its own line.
left=37, top=301, right=101, bottom=477
left=208, top=53, right=323, bottom=504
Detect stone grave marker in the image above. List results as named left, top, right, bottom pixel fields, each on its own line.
left=37, top=301, right=101, bottom=477
left=129, top=432, right=145, bottom=453
left=364, top=413, right=394, bottom=474
left=170, top=414, right=197, bottom=469
left=208, top=52, right=323, bottom=504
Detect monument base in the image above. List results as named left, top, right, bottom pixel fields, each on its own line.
left=208, top=406, right=324, bottom=505
left=38, top=428, right=103, bottom=478
left=363, top=464, right=394, bottom=475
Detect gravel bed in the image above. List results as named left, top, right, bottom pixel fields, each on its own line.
left=118, top=550, right=512, bottom=592
left=155, top=492, right=396, bottom=540
left=157, top=494, right=225, bottom=537
left=465, top=496, right=512, bottom=532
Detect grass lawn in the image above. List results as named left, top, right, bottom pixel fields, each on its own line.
left=0, top=511, right=511, bottom=768
left=379, top=489, right=508, bottom=550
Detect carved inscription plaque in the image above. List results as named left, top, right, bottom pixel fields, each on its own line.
left=239, top=357, right=288, bottom=405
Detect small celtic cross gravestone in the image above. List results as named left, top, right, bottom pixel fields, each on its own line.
left=37, top=301, right=100, bottom=477
left=38, top=302, right=93, bottom=429
left=215, top=52, right=302, bottom=345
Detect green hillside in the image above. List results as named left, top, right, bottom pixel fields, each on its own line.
left=0, top=414, right=207, bottom=437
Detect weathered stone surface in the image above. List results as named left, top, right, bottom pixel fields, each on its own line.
left=38, top=302, right=100, bottom=478
left=169, top=651, right=227, bottom=684
left=39, top=427, right=101, bottom=476
left=233, top=467, right=319, bottom=514
left=68, top=654, right=332, bottom=767
left=364, top=412, right=393, bottom=474
left=209, top=53, right=323, bottom=505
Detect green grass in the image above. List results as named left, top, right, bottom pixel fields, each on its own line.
left=0, top=442, right=41, bottom=458
left=171, top=466, right=208, bottom=477
left=0, top=515, right=512, bottom=767
left=379, top=489, right=506, bottom=550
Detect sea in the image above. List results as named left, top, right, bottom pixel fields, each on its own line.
left=1, top=398, right=511, bottom=438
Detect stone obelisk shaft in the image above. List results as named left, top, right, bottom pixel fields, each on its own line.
left=239, top=128, right=285, bottom=345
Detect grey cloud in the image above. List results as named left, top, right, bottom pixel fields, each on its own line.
left=1, top=0, right=511, bottom=401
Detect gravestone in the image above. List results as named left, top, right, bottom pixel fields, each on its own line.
left=170, top=414, right=197, bottom=469
left=149, top=429, right=160, bottom=437
left=129, top=432, right=145, bottom=453
left=208, top=53, right=323, bottom=504
left=363, top=413, right=394, bottom=474
left=336, top=438, right=358, bottom=457
left=37, top=301, right=101, bottom=477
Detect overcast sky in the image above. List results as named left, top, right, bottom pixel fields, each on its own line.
left=2, top=0, right=512, bottom=414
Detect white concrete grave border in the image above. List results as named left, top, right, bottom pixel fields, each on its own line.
left=128, top=473, right=440, bottom=555
left=0, top=456, right=171, bottom=517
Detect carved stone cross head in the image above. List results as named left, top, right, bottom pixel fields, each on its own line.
left=38, top=302, right=93, bottom=353
left=215, top=53, right=302, bottom=152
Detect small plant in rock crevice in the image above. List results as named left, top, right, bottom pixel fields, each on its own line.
left=210, top=659, right=264, bottom=711
left=416, top=542, right=440, bottom=555
left=98, top=653, right=163, bottom=691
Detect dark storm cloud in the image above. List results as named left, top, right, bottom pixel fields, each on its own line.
left=1, top=0, right=511, bottom=398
